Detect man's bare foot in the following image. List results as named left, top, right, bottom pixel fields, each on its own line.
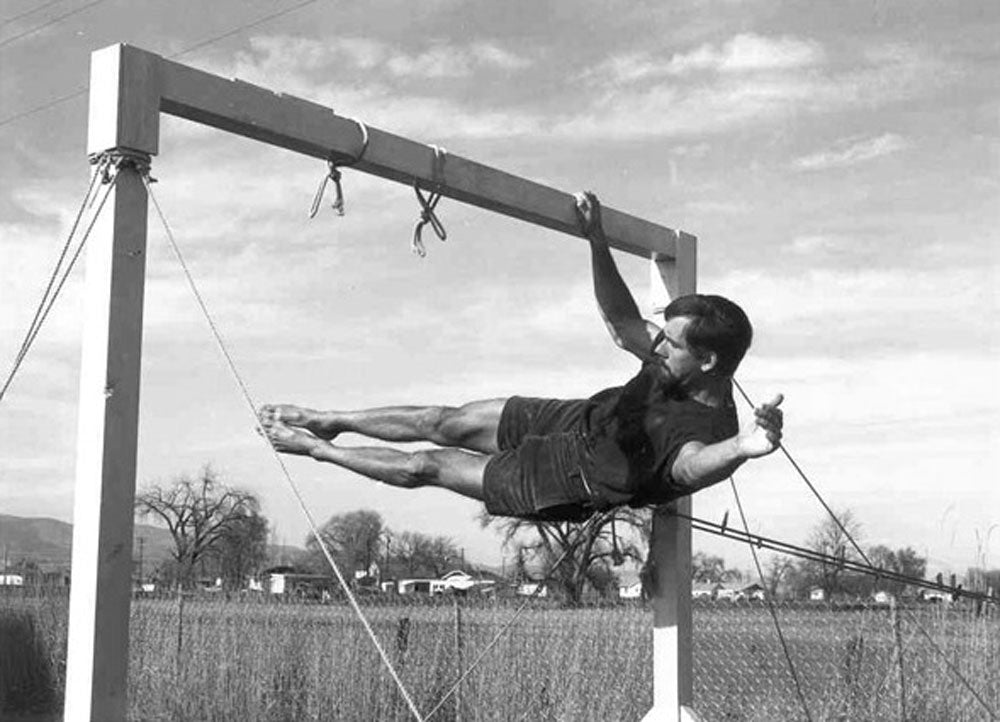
left=258, top=404, right=342, bottom=440
left=259, top=417, right=323, bottom=456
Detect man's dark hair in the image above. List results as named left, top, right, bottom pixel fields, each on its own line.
left=662, top=294, right=753, bottom=377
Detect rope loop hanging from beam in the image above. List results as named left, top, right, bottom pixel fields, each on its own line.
left=411, top=144, right=448, bottom=257
left=308, top=117, right=370, bottom=218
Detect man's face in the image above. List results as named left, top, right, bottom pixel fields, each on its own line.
left=650, top=316, right=711, bottom=388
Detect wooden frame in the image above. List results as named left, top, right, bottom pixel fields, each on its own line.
left=66, top=43, right=698, bottom=721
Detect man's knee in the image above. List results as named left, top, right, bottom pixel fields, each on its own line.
left=435, top=401, right=503, bottom=448
left=407, top=450, right=441, bottom=487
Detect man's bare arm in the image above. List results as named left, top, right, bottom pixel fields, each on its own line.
left=671, top=394, right=785, bottom=492
left=576, top=191, right=659, bottom=360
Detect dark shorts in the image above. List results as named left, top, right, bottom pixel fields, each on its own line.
left=482, top=397, right=599, bottom=522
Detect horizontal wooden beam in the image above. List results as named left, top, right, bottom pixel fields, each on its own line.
left=88, top=44, right=689, bottom=260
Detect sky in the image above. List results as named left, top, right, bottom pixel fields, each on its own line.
left=0, top=0, right=997, bottom=579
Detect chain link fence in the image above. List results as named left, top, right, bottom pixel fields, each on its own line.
left=2, top=586, right=997, bottom=721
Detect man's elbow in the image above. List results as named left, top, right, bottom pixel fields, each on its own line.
left=673, top=453, right=740, bottom=492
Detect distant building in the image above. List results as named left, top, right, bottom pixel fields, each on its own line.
left=397, top=579, right=439, bottom=594
left=619, top=582, right=643, bottom=599
left=692, top=582, right=721, bottom=600
left=737, top=583, right=766, bottom=601
left=0, top=574, right=24, bottom=587
left=618, top=570, right=643, bottom=600
left=516, top=582, right=548, bottom=598
left=872, top=590, right=895, bottom=605
left=263, top=565, right=334, bottom=598
left=809, top=586, right=826, bottom=601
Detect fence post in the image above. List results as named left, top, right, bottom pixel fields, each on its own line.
left=453, top=595, right=463, bottom=722
left=891, top=597, right=907, bottom=721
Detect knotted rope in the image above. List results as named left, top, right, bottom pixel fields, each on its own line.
left=309, top=118, right=370, bottom=218
left=411, top=145, right=448, bottom=257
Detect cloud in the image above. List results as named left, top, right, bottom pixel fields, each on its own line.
left=794, top=133, right=909, bottom=170
left=783, top=234, right=854, bottom=255
left=386, top=42, right=532, bottom=78
left=185, top=39, right=542, bottom=141
left=228, top=35, right=533, bottom=81
left=665, top=34, right=825, bottom=75
left=561, top=37, right=948, bottom=141
left=588, top=34, right=824, bottom=85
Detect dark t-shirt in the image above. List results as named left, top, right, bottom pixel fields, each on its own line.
left=579, top=362, right=739, bottom=508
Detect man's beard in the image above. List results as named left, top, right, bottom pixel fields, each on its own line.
left=656, top=367, right=689, bottom=400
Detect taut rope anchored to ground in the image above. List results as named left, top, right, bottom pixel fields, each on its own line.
left=422, top=512, right=604, bottom=720
left=729, top=478, right=814, bottom=722
left=141, top=172, right=426, bottom=722
left=729, top=378, right=998, bottom=719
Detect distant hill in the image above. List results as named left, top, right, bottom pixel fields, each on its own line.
left=0, top=514, right=174, bottom=569
left=0, top=514, right=303, bottom=571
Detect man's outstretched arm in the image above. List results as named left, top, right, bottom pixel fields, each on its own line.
left=576, top=191, right=659, bottom=360
left=671, top=394, right=785, bottom=492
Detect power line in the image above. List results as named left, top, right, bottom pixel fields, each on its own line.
left=168, top=0, right=323, bottom=60
left=0, top=0, right=324, bottom=129
left=0, top=87, right=86, bottom=129
left=1, top=0, right=67, bottom=30
left=0, top=0, right=110, bottom=51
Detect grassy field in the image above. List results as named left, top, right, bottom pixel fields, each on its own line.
left=1, top=590, right=997, bottom=721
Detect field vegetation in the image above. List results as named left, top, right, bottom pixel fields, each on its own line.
left=1, top=590, right=997, bottom=721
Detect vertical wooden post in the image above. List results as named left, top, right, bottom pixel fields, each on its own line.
left=891, top=597, right=908, bottom=721
left=453, top=595, right=464, bottom=722
left=643, top=233, right=698, bottom=722
left=64, top=45, right=158, bottom=722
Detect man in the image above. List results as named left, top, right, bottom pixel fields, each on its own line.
left=259, top=192, right=783, bottom=522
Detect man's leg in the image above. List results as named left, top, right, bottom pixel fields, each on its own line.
left=261, top=419, right=490, bottom=501
left=259, top=399, right=507, bottom=454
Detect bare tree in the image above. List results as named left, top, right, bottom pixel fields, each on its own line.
left=135, top=466, right=264, bottom=590
left=483, top=507, right=648, bottom=604
left=800, top=507, right=863, bottom=597
left=763, top=554, right=796, bottom=599
left=392, top=530, right=461, bottom=578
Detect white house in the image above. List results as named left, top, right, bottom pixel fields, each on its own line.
left=619, top=582, right=643, bottom=599
left=715, top=584, right=741, bottom=601
left=617, top=570, right=643, bottom=600
left=809, top=586, right=826, bottom=601
left=516, top=582, right=548, bottom=598
left=737, top=583, right=766, bottom=601
left=397, top=578, right=437, bottom=594
left=0, top=574, right=24, bottom=587
left=872, top=590, right=895, bottom=605
left=692, top=582, right=720, bottom=600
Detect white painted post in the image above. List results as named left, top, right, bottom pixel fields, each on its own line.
left=64, top=45, right=159, bottom=722
left=643, top=235, right=699, bottom=722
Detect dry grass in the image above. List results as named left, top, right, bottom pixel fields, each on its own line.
left=1, top=590, right=997, bottom=721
